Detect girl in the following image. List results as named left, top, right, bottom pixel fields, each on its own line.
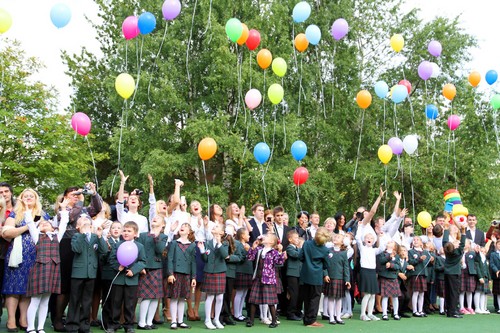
left=225, top=203, right=251, bottom=232
left=459, top=240, right=478, bottom=314
left=396, top=245, right=414, bottom=317
left=321, top=217, right=336, bottom=319
left=25, top=198, right=69, bottom=333
left=408, top=236, right=433, bottom=317
left=209, top=204, right=224, bottom=225
left=117, top=171, right=148, bottom=233
left=434, top=247, right=446, bottom=315
left=376, top=240, right=401, bottom=320
left=233, top=228, right=253, bottom=322
left=333, top=212, right=346, bottom=235
left=489, top=239, right=500, bottom=314
left=474, top=246, right=491, bottom=314
left=246, top=233, right=285, bottom=328
left=166, top=223, right=197, bottom=329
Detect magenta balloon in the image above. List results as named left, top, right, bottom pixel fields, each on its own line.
left=387, top=137, right=404, bottom=155
left=330, top=18, right=348, bottom=40
left=428, top=40, right=442, bottom=57
left=162, top=0, right=181, bottom=20
left=116, top=241, right=139, bottom=267
left=71, top=112, right=91, bottom=136
left=418, top=61, right=433, bottom=80
left=447, top=115, right=461, bottom=131
left=122, top=16, right=139, bottom=40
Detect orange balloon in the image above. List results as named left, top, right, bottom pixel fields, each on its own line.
left=294, top=33, right=309, bottom=53
left=237, top=23, right=249, bottom=46
left=356, top=90, right=372, bottom=109
left=256, top=49, right=272, bottom=70
left=198, top=138, right=217, bottom=161
left=442, top=83, right=456, bottom=101
left=468, top=71, right=481, bottom=87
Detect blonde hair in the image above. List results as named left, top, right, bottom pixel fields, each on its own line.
left=98, top=201, right=111, bottom=220
left=13, top=189, right=43, bottom=226
left=323, top=217, right=337, bottom=229
left=314, top=227, right=331, bottom=246
left=226, top=203, right=238, bottom=221
left=156, top=200, right=167, bottom=217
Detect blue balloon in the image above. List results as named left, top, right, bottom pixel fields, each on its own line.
left=425, top=104, right=438, bottom=120
left=391, top=85, right=408, bottom=104
left=374, top=81, right=389, bottom=99
left=291, top=140, right=307, bottom=161
left=253, top=142, right=271, bottom=165
left=138, top=12, right=156, bottom=35
left=485, top=70, right=498, bottom=85
left=292, top=1, right=311, bottom=23
left=50, top=3, right=72, bottom=29
left=305, top=25, right=321, bottom=45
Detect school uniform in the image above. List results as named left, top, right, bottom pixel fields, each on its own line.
left=376, top=252, right=402, bottom=298
left=247, top=246, right=285, bottom=305
left=434, top=255, right=446, bottom=298
left=460, top=250, right=479, bottom=292
left=323, top=248, right=349, bottom=299
left=201, top=240, right=229, bottom=294
left=286, top=244, right=303, bottom=319
left=407, top=248, right=433, bottom=292
left=491, top=250, right=500, bottom=296
left=166, top=238, right=196, bottom=299
left=248, top=218, right=268, bottom=244
left=137, top=232, right=168, bottom=299
left=443, top=230, right=465, bottom=317
left=100, top=237, right=120, bottom=330
left=221, top=240, right=245, bottom=323
left=475, top=254, right=490, bottom=293
left=397, top=257, right=412, bottom=315
left=235, top=241, right=253, bottom=290
left=26, top=233, right=61, bottom=296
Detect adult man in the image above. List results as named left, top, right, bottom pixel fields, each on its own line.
left=248, top=203, right=267, bottom=244
left=0, top=182, right=15, bottom=218
left=435, top=214, right=446, bottom=226
left=344, top=206, right=367, bottom=236
left=466, top=214, right=485, bottom=247
left=305, top=212, right=320, bottom=240
left=272, top=206, right=292, bottom=315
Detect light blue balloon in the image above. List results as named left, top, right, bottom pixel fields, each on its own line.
left=425, top=104, right=438, bottom=120
left=291, top=140, right=307, bottom=161
left=305, top=25, right=321, bottom=45
left=391, top=85, right=408, bottom=104
left=138, top=12, right=156, bottom=35
left=254, top=142, right=271, bottom=165
left=50, top=3, right=72, bottom=29
left=292, top=1, right=311, bottom=23
left=374, top=81, right=389, bottom=99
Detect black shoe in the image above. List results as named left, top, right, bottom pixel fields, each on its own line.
left=233, top=316, right=246, bottom=322
left=126, top=329, right=136, bottom=333
left=328, top=321, right=336, bottom=325
left=450, top=314, right=463, bottom=319
left=393, top=315, right=401, bottom=321
left=177, top=323, right=190, bottom=329
left=152, top=320, right=163, bottom=325
left=286, top=315, right=302, bottom=321
left=400, top=313, right=411, bottom=318
left=136, top=325, right=151, bottom=330
left=335, top=320, right=345, bottom=325
left=439, top=312, right=446, bottom=316
left=90, top=321, right=102, bottom=328
left=321, top=315, right=329, bottom=320
left=149, top=325, right=158, bottom=330
left=268, top=323, right=278, bottom=328
left=412, top=312, right=423, bottom=318
left=6, top=327, right=18, bottom=333
left=245, top=321, right=253, bottom=328
left=382, top=315, right=389, bottom=321
left=223, top=318, right=236, bottom=326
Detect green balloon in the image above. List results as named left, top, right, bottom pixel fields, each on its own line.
left=491, top=94, right=500, bottom=110
left=272, top=57, right=287, bottom=77
left=268, top=83, right=284, bottom=105
left=225, top=18, right=243, bottom=43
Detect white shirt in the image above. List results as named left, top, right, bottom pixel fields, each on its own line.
left=275, top=223, right=284, bottom=241
left=356, top=223, right=385, bottom=269
left=116, top=202, right=149, bottom=233
left=309, top=225, right=319, bottom=238
left=254, top=218, right=265, bottom=236
left=190, top=215, right=215, bottom=242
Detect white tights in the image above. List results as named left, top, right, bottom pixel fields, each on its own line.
left=327, top=297, right=342, bottom=321
left=361, top=293, right=375, bottom=316
left=169, top=299, right=186, bottom=324
left=138, top=299, right=159, bottom=327
left=459, top=291, right=473, bottom=309
left=412, top=291, right=424, bottom=313
left=233, top=289, right=248, bottom=318
left=205, top=294, right=223, bottom=324
left=382, top=297, right=399, bottom=315
left=27, top=293, right=51, bottom=331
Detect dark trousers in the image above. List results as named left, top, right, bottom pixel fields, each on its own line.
left=66, top=278, right=95, bottom=333
left=221, top=277, right=235, bottom=320
left=302, top=284, right=321, bottom=325
left=100, top=279, right=113, bottom=330
left=277, top=269, right=288, bottom=313
left=287, top=276, right=300, bottom=317
left=110, top=285, right=138, bottom=330
left=444, top=274, right=460, bottom=316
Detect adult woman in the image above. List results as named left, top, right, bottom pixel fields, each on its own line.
left=226, top=203, right=252, bottom=232
left=2, top=188, right=50, bottom=332
left=334, top=212, right=346, bottom=235
left=295, top=211, right=310, bottom=238
left=209, top=204, right=224, bottom=225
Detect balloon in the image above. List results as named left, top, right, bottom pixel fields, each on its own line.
left=138, top=12, right=156, bottom=35
left=237, top=23, right=249, bottom=46
left=291, top=140, right=307, bottom=161
left=374, top=81, right=389, bottom=99
left=387, top=137, right=403, bottom=155
left=425, top=104, right=439, bottom=120
left=427, top=40, right=442, bottom=57
left=485, top=70, right=498, bottom=85
left=305, top=24, right=321, bottom=45
left=330, top=18, right=348, bottom=40
left=491, top=94, right=500, bottom=110
left=71, top=112, right=91, bottom=136
left=225, top=18, right=243, bottom=43
left=402, top=135, right=418, bottom=155
left=378, top=145, right=393, bottom=164
left=468, top=71, right=481, bottom=87
left=356, top=90, right=372, bottom=109
left=50, top=3, right=72, bottom=29
left=390, top=34, right=404, bottom=52
left=0, top=8, right=13, bottom=34
left=116, top=241, right=139, bottom=267
left=447, top=115, right=460, bottom=131
left=122, top=16, right=139, bottom=40
left=246, top=29, right=261, bottom=51
left=399, top=79, right=411, bottom=94
left=268, top=83, right=284, bottom=105
left=292, top=1, right=311, bottom=23
left=198, top=138, right=217, bottom=161
left=442, top=83, right=456, bottom=101
left=257, top=49, right=272, bottom=70
left=293, top=166, right=309, bottom=186
left=162, top=0, right=181, bottom=20
left=294, top=33, right=309, bottom=52
left=245, top=89, right=262, bottom=110
left=253, top=142, right=271, bottom=164
left=115, top=73, right=135, bottom=99
left=417, top=211, right=432, bottom=229
left=391, top=84, right=408, bottom=104
left=272, top=58, right=287, bottom=77
left=418, top=61, right=433, bottom=80
left=430, top=62, right=441, bottom=78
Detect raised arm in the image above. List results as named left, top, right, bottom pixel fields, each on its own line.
left=116, top=170, right=129, bottom=223
left=148, top=174, right=156, bottom=222
left=57, top=198, right=71, bottom=241
left=167, top=179, right=183, bottom=214
left=361, top=187, right=385, bottom=226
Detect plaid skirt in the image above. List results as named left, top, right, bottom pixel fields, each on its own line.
left=492, top=279, right=500, bottom=295
left=460, top=270, right=476, bottom=292
left=410, top=275, right=427, bottom=292
left=379, top=277, right=401, bottom=298
left=235, top=272, right=253, bottom=290
left=436, top=279, right=446, bottom=298
left=359, top=268, right=379, bottom=294
left=26, top=261, right=61, bottom=296
left=202, top=272, right=226, bottom=294
left=165, top=272, right=191, bottom=299
left=475, top=278, right=488, bottom=292
left=249, top=280, right=278, bottom=305
left=323, top=279, right=345, bottom=299
left=138, top=268, right=163, bottom=299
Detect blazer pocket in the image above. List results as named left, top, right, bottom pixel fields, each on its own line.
left=36, top=257, right=51, bottom=264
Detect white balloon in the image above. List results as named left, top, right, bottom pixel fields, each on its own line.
left=402, top=135, right=418, bottom=155
left=430, top=62, right=441, bottom=78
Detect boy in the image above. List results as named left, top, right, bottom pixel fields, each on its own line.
left=285, top=230, right=303, bottom=321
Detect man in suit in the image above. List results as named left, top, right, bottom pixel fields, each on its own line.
left=272, top=206, right=292, bottom=315
left=248, top=203, right=267, bottom=244
left=466, top=214, right=486, bottom=247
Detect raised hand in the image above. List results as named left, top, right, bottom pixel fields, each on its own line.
left=119, top=170, right=129, bottom=183
left=394, top=191, right=402, bottom=200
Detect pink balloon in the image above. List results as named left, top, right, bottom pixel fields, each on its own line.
left=387, top=137, right=404, bottom=155
left=122, top=16, right=139, bottom=40
left=245, top=89, right=262, bottom=110
left=447, top=115, right=461, bottom=131
left=71, top=112, right=91, bottom=136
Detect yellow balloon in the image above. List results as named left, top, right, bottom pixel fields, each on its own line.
left=0, top=8, right=13, bottom=34
left=115, top=73, right=135, bottom=100
left=390, top=34, right=404, bottom=53
left=268, top=83, right=284, bottom=105
left=377, top=145, right=393, bottom=164
left=417, top=211, right=432, bottom=228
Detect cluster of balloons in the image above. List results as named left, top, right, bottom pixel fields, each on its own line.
left=50, top=3, right=72, bottom=29
left=71, top=112, right=92, bottom=136
left=372, top=80, right=409, bottom=104
left=198, top=138, right=217, bottom=161
left=291, top=140, right=309, bottom=186
left=377, top=135, right=419, bottom=164
left=117, top=241, right=138, bottom=266
left=225, top=18, right=260, bottom=50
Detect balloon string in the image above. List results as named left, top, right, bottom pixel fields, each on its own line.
left=382, top=100, right=386, bottom=144
left=393, top=155, right=400, bottom=179
left=331, top=44, right=336, bottom=112
left=239, top=106, right=250, bottom=189
left=393, top=103, right=398, bottom=138
left=261, top=70, right=266, bottom=142
left=401, top=157, right=407, bottom=209
left=86, top=136, right=99, bottom=191
left=186, top=0, right=198, bottom=86
left=409, top=156, right=415, bottom=223
left=202, top=160, right=210, bottom=219
left=124, top=41, right=128, bottom=72
left=298, top=57, right=303, bottom=116
left=249, top=50, right=252, bottom=89
left=233, top=47, right=242, bottom=128
left=408, top=80, right=416, bottom=132
left=260, top=165, right=269, bottom=208
left=110, top=100, right=127, bottom=197
left=383, top=165, right=388, bottom=218
left=315, top=48, right=326, bottom=119
left=130, top=37, right=144, bottom=105
left=493, top=109, right=500, bottom=157
left=453, top=130, right=457, bottom=189
left=100, top=270, right=122, bottom=331
left=443, top=131, right=451, bottom=182
left=295, top=185, right=302, bottom=212
left=202, top=0, right=213, bottom=36
left=353, top=108, right=365, bottom=180
left=263, top=106, right=277, bottom=178
left=476, top=95, right=489, bottom=143
left=282, top=77, right=287, bottom=152
left=292, top=24, right=298, bottom=71
left=147, top=23, right=168, bottom=102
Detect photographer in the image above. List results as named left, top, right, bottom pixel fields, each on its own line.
left=344, top=207, right=367, bottom=236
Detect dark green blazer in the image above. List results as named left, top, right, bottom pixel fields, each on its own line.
left=376, top=252, right=401, bottom=280
left=137, top=232, right=168, bottom=269
left=201, top=240, right=229, bottom=273
left=443, top=231, right=465, bottom=275
left=464, top=250, right=480, bottom=275
left=226, top=240, right=245, bottom=279
left=407, top=248, right=433, bottom=277
left=324, top=249, right=350, bottom=282
left=235, top=241, right=253, bottom=275
left=71, top=232, right=107, bottom=279
left=101, top=237, right=121, bottom=280
left=286, top=244, right=302, bottom=278
left=109, top=240, right=147, bottom=286
left=299, top=240, right=329, bottom=286
left=434, top=255, right=445, bottom=281
left=167, top=240, right=197, bottom=279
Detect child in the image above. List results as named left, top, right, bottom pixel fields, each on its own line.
left=233, top=228, right=253, bottom=322
left=376, top=240, right=401, bottom=320
left=474, top=246, right=491, bottom=314
left=285, top=230, right=303, bottom=321
left=137, top=216, right=168, bottom=329
left=166, top=223, right=197, bottom=329
left=199, top=223, right=228, bottom=330
left=433, top=247, right=446, bottom=315
left=246, top=233, right=285, bottom=328
left=459, top=240, right=479, bottom=314
left=490, top=238, right=500, bottom=314
left=108, top=221, right=147, bottom=333
left=407, top=236, right=433, bottom=317
left=25, top=199, right=69, bottom=333
left=323, top=233, right=351, bottom=325
left=396, top=245, right=414, bottom=317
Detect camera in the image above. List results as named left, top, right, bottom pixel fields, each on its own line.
left=492, top=220, right=499, bottom=227
left=356, top=211, right=363, bottom=220
left=266, top=217, right=272, bottom=223
left=75, top=185, right=93, bottom=196
left=132, top=188, right=144, bottom=196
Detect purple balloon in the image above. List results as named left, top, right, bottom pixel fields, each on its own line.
left=116, top=241, right=138, bottom=267
left=388, top=137, right=404, bottom=155
left=418, top=61, right=433, bottom=81
left=162, top=0, right=181, bottom=21
left=330, top=18, right=348, bottom=41
left=428, top=40, right=442, bottom=57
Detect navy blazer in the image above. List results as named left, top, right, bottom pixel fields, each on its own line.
left=466, top=228, right=486, bottom=247
left=248, top=218, right=269, bottom=244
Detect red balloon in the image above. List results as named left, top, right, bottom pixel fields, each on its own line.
left=246, top=29, right=261, bottom=51
left=399, top=79, right=412, bottom=94
left=293, top=166, right=309, bottom=186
